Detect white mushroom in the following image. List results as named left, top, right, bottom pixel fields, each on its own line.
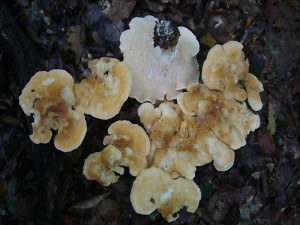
left=120, top=15, right=200, bottom=103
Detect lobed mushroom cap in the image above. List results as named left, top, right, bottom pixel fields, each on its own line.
left=74, top=57, right=132, bottom=119
left=202, top=41, right=249, bottom=101
left=130, top=167, right=201, bottom=222
left=83, top=145, right=124, bottom=186
left=19, top=70, right=87, bottom=152
left=120, top=15, right=200, bottom=103
left=103, top=120, right=151, bottom=176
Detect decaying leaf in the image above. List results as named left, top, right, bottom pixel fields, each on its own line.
left=267, top=102, right=276, bottom=135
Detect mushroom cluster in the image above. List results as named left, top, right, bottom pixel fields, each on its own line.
left=19, top=57, right=132, bottom=152
left=19, top=14, right=263, bottom=224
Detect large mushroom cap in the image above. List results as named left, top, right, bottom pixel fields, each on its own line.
left=19, top=70, right=87, bottom=152
left=83, top=145, right=124, bottom=186
left=120, top=15, right=200, bottom=103
left=74, top=57, right=132, bottom=119
left=130, top=167, right=201, bottom=222
left=103, top=120, right=151, bottom=176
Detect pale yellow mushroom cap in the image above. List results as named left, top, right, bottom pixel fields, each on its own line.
left=130, top=167, right=201, bottom=222
left=74, top=57, right=132, bottom=119
left=201, top=41, right=263, bottom=110
left=103, top=120, right=151, bottom=176
left=120, top=15, right=200, bottom=103
left=83, top=145, right=124, bottom=186
left=202, top=41, right=249, bottom=101
left=19, top=70, right=87, bottom=152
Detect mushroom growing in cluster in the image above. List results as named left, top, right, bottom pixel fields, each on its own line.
left=19, top=13, right=264, bottom=223
left=120, top=15, right=200, bottom=103
left=19, top=70, right=87, bottom=152
left=83, top=120, right=151, bottom=185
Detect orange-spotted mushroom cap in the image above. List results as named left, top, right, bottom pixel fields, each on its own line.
left=130, top=167, right=201, bottom=222
left=74, top=57, right=132, bottom=119
left=83, top=145, right=124, bottom=186
left=120, top=16, right=199, bottom=103
left=103, top=120, right=150, bottom=176
left=19, top=70, right=87, bottom=152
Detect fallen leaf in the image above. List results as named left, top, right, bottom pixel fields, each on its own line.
left=201, top=34, right=217, bottom=47
left=108, top=0, right=137, bottom=20
left=67, top=25, right=84, bottom=64
left=146, top=0, right=166, bottom=12
left=267, top=102, right=276, bottom=135
left=257, top=130, right=276, bottom=155
left=69, top=192, right=110, bottom=210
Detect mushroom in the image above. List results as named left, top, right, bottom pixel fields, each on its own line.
left=74, top=57, right=132, bottom=119
left=83, top=145, right=124, bottom=186
left=130, top=167, right=201, bottom=222
left=19, top=70, right=87, bottom=152
left=120, top=15, right=200, bottom=103
left=103, top=120, right=150, bottom=176
left=201, top=41, right=263, bottom=110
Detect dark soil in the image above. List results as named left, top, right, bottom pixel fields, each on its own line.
left=0, top=0, right=299, bottom=225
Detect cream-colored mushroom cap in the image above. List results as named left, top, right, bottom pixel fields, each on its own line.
left=130, top=167, right=201, bottom=222
left=120, top=15, right=200, bottom=103
left=19, top=70, right=87, bottom=152
left=103, top=120, right=150, bottom=176
left=202, top=41, right=249, bottom=101
left=83, top=145, right=124, bottom=186
left=74, top=57, right=132, bottom=119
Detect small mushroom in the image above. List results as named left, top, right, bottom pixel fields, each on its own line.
left=201, top=41, right=263, bottom=110
left=19, top=70, right=87, bottom=152
left=74, top=57, right=132, bottom=119
left=103, top=120, right=150, bottom=176
left=130, top=167, right=201, bottom=222
left=83, top=145, right=124, bottom=186
left=120, top=15, right=200, bottom=103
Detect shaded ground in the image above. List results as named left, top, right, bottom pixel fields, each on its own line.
left=0, top=0, right=299, bottom=224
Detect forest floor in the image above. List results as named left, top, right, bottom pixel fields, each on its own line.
left=0, top=0, right=299, bottom=225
